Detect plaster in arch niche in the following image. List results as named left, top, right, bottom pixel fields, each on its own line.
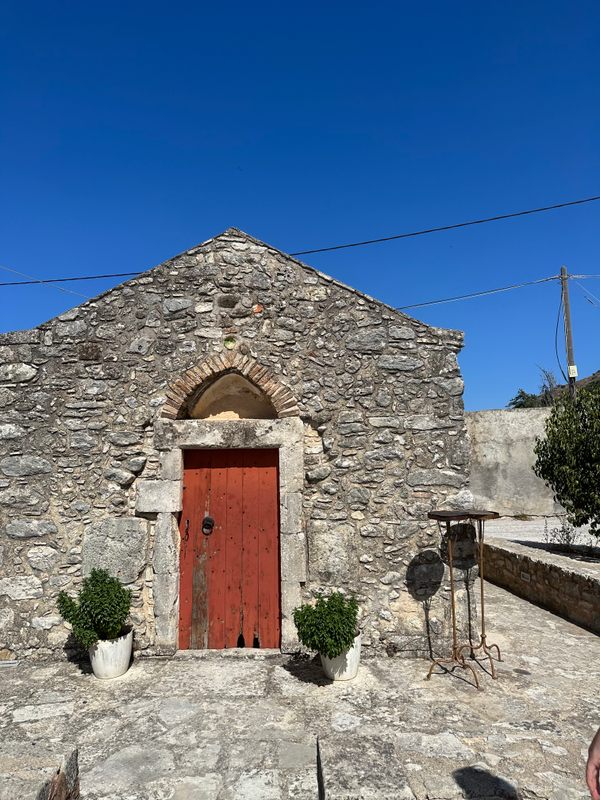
left=189, top=374, right=277, bottom=420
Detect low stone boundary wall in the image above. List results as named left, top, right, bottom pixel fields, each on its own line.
left=484, top=537, right=600, bottom=635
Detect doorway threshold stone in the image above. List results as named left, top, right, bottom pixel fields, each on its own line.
left=174, top=647, right=284, bottom=660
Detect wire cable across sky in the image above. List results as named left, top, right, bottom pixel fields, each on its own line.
left=396, top=275, right=559, bottom=310
left=290, top=194, right=600, bottom=256
left=1, top=193, right=599, bottom=313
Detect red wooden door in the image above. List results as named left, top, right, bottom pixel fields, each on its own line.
left=178, top=449, right=280, bottom=649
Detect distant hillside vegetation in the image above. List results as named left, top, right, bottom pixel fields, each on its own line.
left=507, top=369, right=600, bottom=409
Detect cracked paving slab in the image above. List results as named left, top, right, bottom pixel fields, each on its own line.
left=0, top=583, right=598, bottom=799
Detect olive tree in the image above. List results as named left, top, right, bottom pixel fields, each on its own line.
left=533, top=386, right=600, bottom=536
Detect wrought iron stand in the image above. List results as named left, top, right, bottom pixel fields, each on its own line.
left=458, top=515, right=502, bottom=677
left=425, top=510, right=501, bottom=689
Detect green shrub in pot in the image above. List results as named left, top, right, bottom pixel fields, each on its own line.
left=293, top=592, right=359, bottom=659
left=58, top=568, right=132, bottom=649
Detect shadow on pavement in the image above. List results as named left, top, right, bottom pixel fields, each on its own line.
left=63, top=633, right=93, bottom=674
left=453, top=765, right=522, bottom=799
left=281, top=654, right=333, bottom=686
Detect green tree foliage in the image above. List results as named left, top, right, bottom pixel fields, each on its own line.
left=58, top=568, right=132, bottom=649
left=293, top=592, right=359, bottom=659
left=507, top=389, right=545, bottom=409
left=507, top=368, right=558, bottom=409
left=533, top=385, right=600, bottom=536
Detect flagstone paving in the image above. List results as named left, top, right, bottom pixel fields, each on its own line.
left=0, top=583, right=598, bottom=799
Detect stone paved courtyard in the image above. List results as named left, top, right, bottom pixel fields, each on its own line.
left=1, top=583, right=598, bottom=800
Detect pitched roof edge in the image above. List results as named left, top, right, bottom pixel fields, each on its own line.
left=0, top=230, right=228, bottom=340
left=213, top=228, right=463, bottom=346
left=0, top=227, right=463, bottom=347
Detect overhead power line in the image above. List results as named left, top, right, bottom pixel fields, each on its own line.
left=290, top=194, right=600, bottom=256
left=0, top=269, right=139, bottom=287
left=574, top=279, right=600, bottom=307
left=554, top=293, right=568, bottom=382
left=0, top=264, right=90, bottom=299
left=396, top=275, right=558, bottom=310
left=1, top=193, right=599, bottom=290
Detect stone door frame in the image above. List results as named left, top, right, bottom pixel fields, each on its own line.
left=137, top=417, right=305, bottom=652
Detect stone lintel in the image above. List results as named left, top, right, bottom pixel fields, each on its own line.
left=160, top=417, right=303, bottom=451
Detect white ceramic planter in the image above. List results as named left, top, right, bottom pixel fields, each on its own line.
left=89, top=629, right=133, bottom=679
left=320, top=633, right=361, bottom=681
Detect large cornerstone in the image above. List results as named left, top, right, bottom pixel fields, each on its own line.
left=0, top=229, right=471, bottom=660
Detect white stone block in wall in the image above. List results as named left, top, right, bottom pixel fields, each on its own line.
left=159, top=450, right=183, bottom=481
left=0, top=576, right=43, bottom=600
left=280, top=532, right=307, bottom=583
left=280, top=492, right=303, bottom=535
left=136, top=480, right=182, bottom=514
left=82, top=517, right=149, bottom=583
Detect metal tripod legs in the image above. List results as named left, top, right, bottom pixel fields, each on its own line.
left=458, top=518, right=502, bottom=679
left=426, top=525, right=481, bottom=689
left=425, top=515, right=502, bottom=689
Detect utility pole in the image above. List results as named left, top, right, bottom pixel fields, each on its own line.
left=560, top=265, right=577, bottom=398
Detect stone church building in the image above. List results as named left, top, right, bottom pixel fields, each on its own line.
left=0, top=229, right=470, bottom=661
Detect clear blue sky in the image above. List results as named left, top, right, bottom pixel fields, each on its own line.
left=1, top=1, right=599, bottom=410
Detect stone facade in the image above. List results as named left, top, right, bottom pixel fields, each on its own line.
left=0, top=228, right=470, bottom=660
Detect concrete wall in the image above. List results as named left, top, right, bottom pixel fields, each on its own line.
left=466, top=408, right=562, bottom=517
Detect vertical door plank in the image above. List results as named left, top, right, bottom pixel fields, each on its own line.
left=180, top=450, right=210, bottom=649
left=190, top=453, right=211, bottom=649
left=223, top=451, right=244, bottom=647
left=257, top=449, right=281, bottom=648
left=241, top=452, right=260, bottom=647
left=207, top=450, right=229, bottom=648
left=178, top=462, right=194, bottom=649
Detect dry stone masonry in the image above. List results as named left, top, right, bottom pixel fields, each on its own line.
left=0, top=228, right=471, bottom=660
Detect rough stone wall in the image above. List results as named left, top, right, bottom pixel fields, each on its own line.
left=466, top=408, right=562, bottom=517
left=484, top=538, right=600, bottom=634
left=0, top=228, right=470, bottom=660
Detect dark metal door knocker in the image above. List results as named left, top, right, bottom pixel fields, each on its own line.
left=202, top=516, right=215, bottom=535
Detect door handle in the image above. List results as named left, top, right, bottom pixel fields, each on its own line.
left=202, top=516, right=215, bottom=536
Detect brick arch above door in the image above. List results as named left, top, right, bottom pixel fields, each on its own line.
left=161, top=352, right=300, bottom=420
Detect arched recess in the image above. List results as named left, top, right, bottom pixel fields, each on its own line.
left=161, top=352, right=300, bottom=420
left=189, top=374, right=277, bottom=419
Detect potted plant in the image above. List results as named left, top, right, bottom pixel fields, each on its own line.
left=293, top=592, right=361, bottom=680
left=58, top=568, right=133, bottom=679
